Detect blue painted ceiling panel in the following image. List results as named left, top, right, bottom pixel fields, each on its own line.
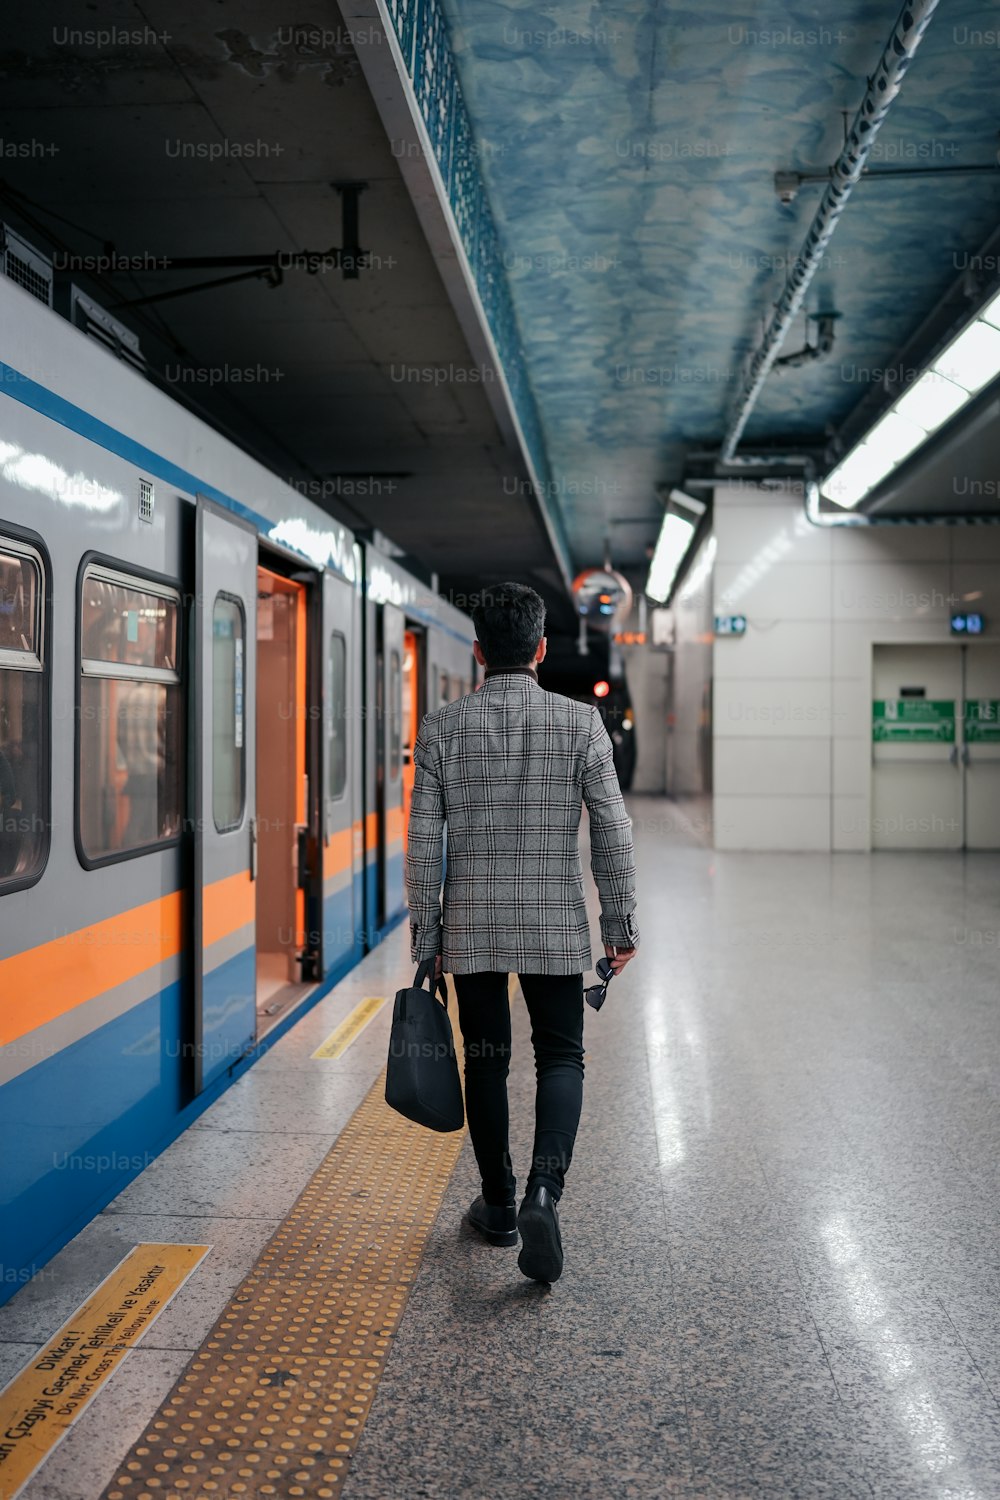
left=438, top=0, right=1000, bottom=562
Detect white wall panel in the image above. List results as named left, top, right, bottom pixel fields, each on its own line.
left=715, top=560, right=832, bottom=622
left=832, top=561, right=954, bottom=623
left=714, top=620, right=831, bottom=679
left=833, top=796, right=870, bottom=852
left=714, top=738, right=832, bottom=796
left=714, top=677, right=834, bottom=739
left=833, top=736, right=870, bottom=798
left=708, top=483, right=1000, bottom=852
left=714, top=795, right=830, bottom=851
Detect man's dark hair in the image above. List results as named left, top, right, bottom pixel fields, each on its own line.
left=471, top=583, right=545, bottom=670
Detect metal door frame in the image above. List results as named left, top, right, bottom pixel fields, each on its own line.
left=319, top=569, right=359, bottom=974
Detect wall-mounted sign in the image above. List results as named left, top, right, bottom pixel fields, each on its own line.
left=964, top=699, right=1000, bottom=742
left=951, top=612, right=985, bottom=635
left=613, top=630, right=647, bottom=645
left=872, top=699, right=955, bottom=743
left=714, top=614, right=747, bottom=636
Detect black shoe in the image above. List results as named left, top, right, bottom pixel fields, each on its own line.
left=516, top=1184, right=563, bottom=1283
left=467, top=1195, right=518, bottom=1246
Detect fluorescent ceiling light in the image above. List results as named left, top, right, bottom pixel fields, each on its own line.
left=646, top=512, right=695, bottom=602
left=823, top=445, right=883, bottom=509
left=933, top=319, right=1000, bottom=394
left=894, top=370, right=968, bottom=430
left=980, top=288, right=1000, bottom=330
left=820, top=281, right=1000, bottom=510
left=864, top=410, right=928, bottom=466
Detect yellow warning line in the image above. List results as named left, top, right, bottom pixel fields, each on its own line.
left=102, top=1066, right=467, bottom=1499
left=312, top=996, right=387, bottom=1060
left=0, top=1243, right=208, bottom=1500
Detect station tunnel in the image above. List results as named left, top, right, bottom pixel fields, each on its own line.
left=0, top=2, right=998, bottom=1497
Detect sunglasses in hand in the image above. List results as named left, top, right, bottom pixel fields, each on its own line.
left=584, top=955, right=615, bottom=1011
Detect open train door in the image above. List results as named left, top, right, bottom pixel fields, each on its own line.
left=192, top=497, right=258, bottom=1092
left=320, top=570, right=359, bottom=975
left=380, top=602, right=406, bottom=925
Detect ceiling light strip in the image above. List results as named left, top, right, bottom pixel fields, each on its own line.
left=822, top=290, right=1000, bottom=507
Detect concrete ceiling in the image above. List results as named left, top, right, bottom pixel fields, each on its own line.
left=0, top=0, right=574, bottom=623
left=438, top=0, right=1000, bottom=537
left=4, top=0, right=1000, bottom=620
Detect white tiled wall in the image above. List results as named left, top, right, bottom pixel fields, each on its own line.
left=711, top=483, right=995, bottom=851
left=666, top=532, right=715, bottom=797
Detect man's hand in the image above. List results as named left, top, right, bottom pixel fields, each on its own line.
left=604, top=943, right=635, bottom=976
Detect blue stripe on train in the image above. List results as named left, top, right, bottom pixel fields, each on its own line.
left=201, top=945, right=257, bottom=1091
left=322, top=876, right=364, bottom=977
left=385, top=849, right=405, bottom=921
left=0, top=978, right=187, bottom=1294
left=0, top=938, right=366, bottom=1306
left=364, top=854, right=408, bottom=949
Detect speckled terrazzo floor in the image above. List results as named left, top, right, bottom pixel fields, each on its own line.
left=3, top=802, right=998, bottom=1499
left=341, top=810, right=1000, bottom=1500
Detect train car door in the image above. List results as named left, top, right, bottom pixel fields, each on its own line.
left=401, top=627, right=424, bottom=857
left=321, top=571, right=359, bottom=974
left=193, top=497, right=257, bottom=1093
left=255, top=562, right=311, bottom=1030
left=380, top=603, right=405, bottom=925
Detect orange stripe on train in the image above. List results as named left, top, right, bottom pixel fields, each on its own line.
left=203, top=869, right=255, bottom=949
left=0, top=871, right=254, bottom=1051
left=0, top=891, right=184, bottom=1049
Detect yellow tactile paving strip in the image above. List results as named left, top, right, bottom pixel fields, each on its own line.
left=0, top=1246, right=208, bottom=1500
left=102, top=1062, right=467, bottom=1500
left=311, top=998, right=387, bottom=1060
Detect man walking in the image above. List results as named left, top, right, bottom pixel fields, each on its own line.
left=405, top=583, right=639, bottom=1283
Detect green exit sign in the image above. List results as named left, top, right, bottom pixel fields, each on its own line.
left=715, top=614, right=747, bottom=636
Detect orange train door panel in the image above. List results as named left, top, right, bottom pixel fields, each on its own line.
left=381, top=604, right=405, bottom=920
left=401, top=628, right=421, bottom=854
left=255, top=566, right=308, bottom=1011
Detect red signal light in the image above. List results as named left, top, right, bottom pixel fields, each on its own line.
left=593, top=680, right=610, bottom=698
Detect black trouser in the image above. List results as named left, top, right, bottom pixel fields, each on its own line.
left=452, top=971, right=585, bottom=1206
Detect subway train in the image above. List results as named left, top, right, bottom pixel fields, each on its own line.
left=540, top=643, right=637, bottom=790
left=0, top=273, right=478, bottom=1298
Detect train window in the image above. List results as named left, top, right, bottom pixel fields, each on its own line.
left=0, top=539, right=47, bottom=888
left=439, top=669, right=451, bottom=707
left=389, top=648, right=401, bottom=781
left=79, top=565, right=181, bottom=861
left=328, top=630, right=346, bottom=800
left=212, top=595, right=245, bottom=831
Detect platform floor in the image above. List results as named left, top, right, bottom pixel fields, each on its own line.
left=2, top=798, right=999, bottom=1499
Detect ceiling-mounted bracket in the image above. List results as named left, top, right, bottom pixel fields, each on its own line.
left=775, top=311, right=841, bottom=370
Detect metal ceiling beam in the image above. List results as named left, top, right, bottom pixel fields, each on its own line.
left=720, top=0, right=941, bottom=462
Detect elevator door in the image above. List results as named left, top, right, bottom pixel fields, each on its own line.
left=872, top=643, right=1000, bottom=851
left=872, top=646, right=961, bottom=850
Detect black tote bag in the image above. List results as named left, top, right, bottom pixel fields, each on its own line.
left=385, top=958, right=465, bottom=1133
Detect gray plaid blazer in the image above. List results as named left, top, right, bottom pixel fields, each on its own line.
left=405, top=670, right=639, bottom=975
